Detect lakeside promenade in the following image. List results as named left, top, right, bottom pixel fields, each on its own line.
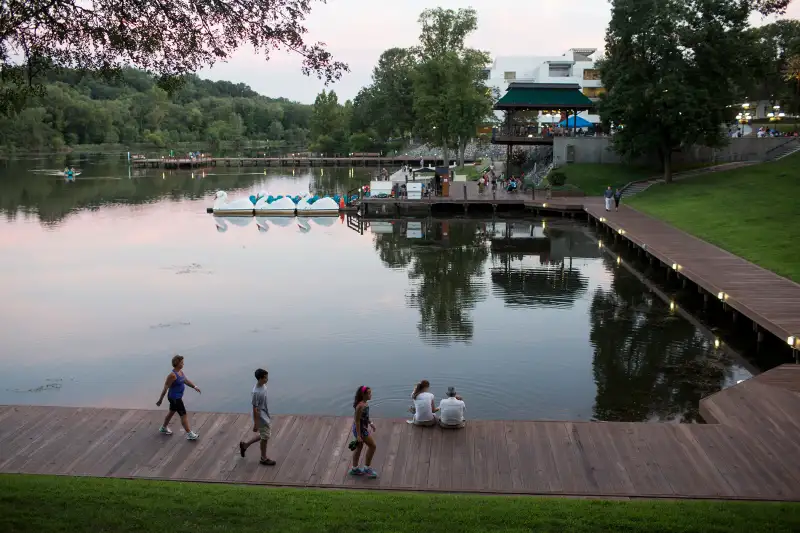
left=1, top=365, right=799, bottom=500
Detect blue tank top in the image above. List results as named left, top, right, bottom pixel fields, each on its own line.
left=168, top=370, right=185, bottom=399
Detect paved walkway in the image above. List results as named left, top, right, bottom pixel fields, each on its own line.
left=1, top=366, right=799, bottom=500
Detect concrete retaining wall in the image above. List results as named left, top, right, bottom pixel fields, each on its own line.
left=552, top=137, right=788, bottom=167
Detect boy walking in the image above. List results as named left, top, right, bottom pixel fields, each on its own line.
left=239, top=368, right=276, bottom=465
left=156, top=354, right=201, bottom=440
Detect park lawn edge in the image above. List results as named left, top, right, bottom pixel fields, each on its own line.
left=2, top=474, right=800, bottom=533
left=626, top=153, right=800, bottom=282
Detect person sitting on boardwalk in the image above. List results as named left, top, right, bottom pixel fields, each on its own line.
left=239, top=368, right=276, bottom=466
left=156, top=354, right=201, bottom=440
left=410, top=380, right=439, bottom=426
left=438, top=387, right=466, bottom=429
left=350, top=385, right=378, bottom=478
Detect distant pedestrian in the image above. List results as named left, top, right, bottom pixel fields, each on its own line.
left=604, top=186, right=614, bottom=211
left=156, top=354, right=201, bottom=440
left=614, top=188, right=622, bottom=211
left=239, top=368, right=276, bottom=465
left=349, top=385, right=378, bottom=478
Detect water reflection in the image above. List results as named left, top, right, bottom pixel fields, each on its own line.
left=590, top=255, right=740, bottom=422
left=373, top=220, right=489, bottom=346
left=0, top=157, right=368, bottom=227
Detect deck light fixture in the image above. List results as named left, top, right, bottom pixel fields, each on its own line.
left=617, top=228, right=626, bottom=235
left=717, top=292, right=729, bottom=301
left=672, top=263, right=682, bottom=271
left=599, top=217, right=607, bottom=223
left=670, top=301, right=677, bottom=312
left=714, top=338, right=721, bottom=349
left=788, top=336, right=797, bottom=348
left=542, top=220, right=547, bottom=229
left=616, top=256, right=621, bottom=265
left=542, top=203, right=548, bottom=208
left=598, top=240, right=604, bottom=248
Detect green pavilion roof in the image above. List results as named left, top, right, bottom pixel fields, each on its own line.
left=494, top=83, right=594, bottom=111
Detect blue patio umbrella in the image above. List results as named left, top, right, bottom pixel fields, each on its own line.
left=558, top=115, right=593, bottom=128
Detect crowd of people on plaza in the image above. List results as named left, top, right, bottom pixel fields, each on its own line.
left=155, top=355, right=467, bottom=479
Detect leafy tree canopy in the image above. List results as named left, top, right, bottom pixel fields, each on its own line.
left=0, top=0, right=348, bottom=114
left=598, top=0, right=793, bottom=182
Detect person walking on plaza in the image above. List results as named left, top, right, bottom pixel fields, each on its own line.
left=239, top=368, right=276, bottom=465
left=156, top=354, right=201, bottom=440
left=349, top=385, right=378, bottom=478
left=614, top=188, right=622, bottom=211
left=604, top=186, right=614, bottom=211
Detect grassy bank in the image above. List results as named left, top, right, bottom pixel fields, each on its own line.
left=557, top=163, right=717, bottom=195
left=627, top=153, right=800, bottom=282
left=2, top=475, right=800, bottom=533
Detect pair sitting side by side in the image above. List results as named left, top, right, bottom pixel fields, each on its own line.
left=409, top=380, right=466, bottom=429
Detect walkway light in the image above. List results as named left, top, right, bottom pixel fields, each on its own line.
left=717, top=292, right=728, bottom=301
left=598, top=240, right=603, bottom=248
left=670, top=301, right=677, bottom=312
left=616, top=256, right=621, bottom=265
left=617, top=228, right=626, bottom=235
left=789, top=336, right=797, bottom=347
left=672, top=263, right=682, bottom=271
left=714, top=338, right=721, bottom=349
left=599, top=217, right=607, bottom=222
left=542, top=203, right=548, bottom=208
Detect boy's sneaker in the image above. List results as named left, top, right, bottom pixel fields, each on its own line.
left=363, top=467, right=378, bottom=479
left=186, top=431, right=199, bottom=441
left=348, top=467, right=364, bottom=476
left=159, top=426, right=172, bottom=435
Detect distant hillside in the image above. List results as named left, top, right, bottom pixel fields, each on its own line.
left=0, top=69, right=312, bottom=152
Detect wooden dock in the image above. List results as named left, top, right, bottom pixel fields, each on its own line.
left=133, top=156, right=474, bottom=169
left=1, top=365, right=798, bottom=500
left=360, top=181, right=585, bottom=216
left=584, top=201, right=800, bottom=347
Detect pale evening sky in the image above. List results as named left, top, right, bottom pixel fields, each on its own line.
left=200, top=0, right=800, bottom=104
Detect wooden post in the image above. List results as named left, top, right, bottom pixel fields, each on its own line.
left=463, top=183, right=468, bottom=200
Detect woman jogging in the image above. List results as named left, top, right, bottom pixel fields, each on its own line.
left=156, top=354, right=201, bottom=440
left=349, top=385, right=378, bottom=478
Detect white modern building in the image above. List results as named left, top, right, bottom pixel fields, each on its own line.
left=484, top=48, right=603, bottom=124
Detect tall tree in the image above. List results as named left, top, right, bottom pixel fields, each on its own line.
left=411, top=7, right=491, bottom=165
left=371, top=48, right=417, bottom=140
left=0, top=0, right=348, bottom=114
left=598, top=0, right=793, bottom=182
left=310, top=90, right=347, bottom=154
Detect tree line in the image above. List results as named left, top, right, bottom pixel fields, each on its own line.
left=0, top=68, right=314, bottom=153
left=306, top=8, right=495, bottom=164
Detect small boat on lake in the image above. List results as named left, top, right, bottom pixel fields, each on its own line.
left=296, top=195, right=339, bottom=216
left=254, top=195, right=298, bottom=216
left=213, top=191, right=255, bottom=216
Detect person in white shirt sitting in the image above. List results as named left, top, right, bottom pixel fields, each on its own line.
left=410, top=380, right=438, bottom=426
left=438, top=386, right=466, bottom=429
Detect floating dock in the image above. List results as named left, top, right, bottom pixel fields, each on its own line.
left=133, top=156, right=476, bottom=169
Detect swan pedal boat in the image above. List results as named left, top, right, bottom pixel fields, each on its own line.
left=213, top=191, right=254, bottom=216
left=296, top=196, right=339, bottom=216
left=254, top=196, right=297, bottom=216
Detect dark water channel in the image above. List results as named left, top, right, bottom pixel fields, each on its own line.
left=0, top=156, right=752, bottom=422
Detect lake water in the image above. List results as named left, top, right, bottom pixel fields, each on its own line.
left=0, top=156, right=752, bottom=422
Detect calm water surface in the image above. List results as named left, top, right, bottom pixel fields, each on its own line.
left=0, top=156, right=751, bottom=422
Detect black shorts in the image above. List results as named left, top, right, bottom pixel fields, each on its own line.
left=168, top=398, right=187, bottom=416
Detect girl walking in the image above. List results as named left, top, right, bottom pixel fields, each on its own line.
left=156, top=354, right=201, bottom=440
left=349, top=385, right=378, bottom=478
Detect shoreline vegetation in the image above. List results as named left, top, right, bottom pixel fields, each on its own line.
left=1, top=475, right=799, bottom=533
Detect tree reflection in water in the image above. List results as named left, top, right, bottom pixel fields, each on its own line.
left=373, top=219, right=488, bottom=345
left=590, top=256, right=737, bottom=422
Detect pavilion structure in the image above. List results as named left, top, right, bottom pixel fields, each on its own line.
left=491, top=82, right=595, bottom=166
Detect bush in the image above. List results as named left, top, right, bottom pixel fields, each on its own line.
left=548, top=170, right=567, bottom=187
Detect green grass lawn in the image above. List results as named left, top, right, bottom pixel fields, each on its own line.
left=456, top=164, right=482, bottom=180
left=558, top=162, right=718, bottom=195
left=627, top=153, right=800, bottom=282
left=2, top=475, right=800, bottom=533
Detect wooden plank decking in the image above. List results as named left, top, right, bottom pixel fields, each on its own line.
left=1, top=365, right=798, bottom=500
left=584, top=202, right=800, bottom=344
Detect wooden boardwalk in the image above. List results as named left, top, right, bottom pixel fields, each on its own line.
left=1, top=365, right=799, bottom=500
left=584, top=202, right=800, bottom=344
